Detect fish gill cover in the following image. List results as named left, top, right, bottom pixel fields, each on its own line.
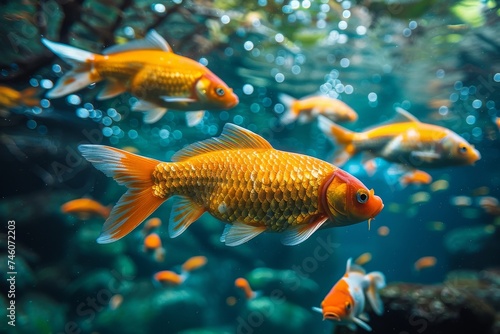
left=0, top=0, right=500, bottom=333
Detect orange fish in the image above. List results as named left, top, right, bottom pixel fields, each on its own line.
left=354, top=252, right=372, bottom=266
left=60, top=198, right=110, bottom=219
left=109, top=294, right=123, bottom=310
left=78, top=123, right=383, bottom=246
left=143, top=232, right=165, bottom=262
left=319, top=108, right=481, bottom=168
left=399, top=170, right=432, bottom=188
left=478, top=196, right=500, bottom=215
left=279, top=93, right=358, bottom=125
left=0, top=85, right=40, bottom=115
left=414, top=256, right=437, bottom=271
left=42, top=30, right=239, bottom=127
left=377, top=226, right=390, bottom=237
left=142, top=217, right=162, bottom=236
left=181, top=256, right=207, bottom=273
left=153, top=270, right=184, bottom=286
left=312, top=258, right=386, bottom=331
left=235, top=277, right=257, bottom=300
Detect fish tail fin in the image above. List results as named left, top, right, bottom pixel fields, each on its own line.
left=278, top=93, right=299, bottom=125
left=364, top=271, right=386, bottom=316
left=78, top=145, right=164, bottom=244
left=42, top=38, right=102, bottom=98
left=19, top=87, right=40, bottom=106
left=318, top=115, right=356, bottom=166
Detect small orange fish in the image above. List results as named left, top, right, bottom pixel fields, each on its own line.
left=109, top=294, right=123, bottom=310
left=153, top=270, right=184, bottom=286
left=143, top=233, right=162, bottom=251
left=354, top=252, right=372, bottom=266
left=478, top=196, right=500, bottom=216
left=414, top=256, right=437, bottom=271
left=319, top=108, right=481, bottom=168
left=142, top=217, right=162, bottom=236
left=0, top=86, right=40, bottom=114
left=399, top=170, right=432, bottom=188
left=377, top=226, right=390, bottom=237
left=235, top=277, right=257, bottom=300
left=312, top=258, right=386, bottom=331
left=79, top=123, right=383, bottom=246
left=279, top=93, right=358, bottom=125
left=60, top=198, right=111, bottom=219
left=449, top=196, right=472, bottom=207
left=181, top=256, right=207, bottom=273
left=495, top=117, right=500, bottom=131
left=42, top=30, right=239, bottom=126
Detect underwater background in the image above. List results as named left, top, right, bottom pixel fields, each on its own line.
left=1, top=0, right=500, bottom=333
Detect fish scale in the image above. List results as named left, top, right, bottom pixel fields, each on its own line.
left=153, top=149, right=334, bottom=232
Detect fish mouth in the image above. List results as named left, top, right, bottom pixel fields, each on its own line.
left=323, top=312, right=341, bottom=321
left=371, top=201, right=384, bottom=217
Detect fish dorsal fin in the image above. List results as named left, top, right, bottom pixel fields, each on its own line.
left=103, top=29, right=172, bottom=55
left=345, top=258, right=366, bottom=275
left=171, top=123, right=273, bottom=162
left=394, top=107, right=420, bottom=123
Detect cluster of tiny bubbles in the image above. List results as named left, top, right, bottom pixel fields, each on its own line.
left=403, top=20, right=418, bottom=38
left=151, top=3, right=166, bottom=14
left=486, top=100, right=496, bottom=117
left=327, top=30, right=348, bottom=45
left=26, top=118, right=48, bottom=135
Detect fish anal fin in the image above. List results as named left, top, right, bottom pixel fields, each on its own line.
left=220, top=222, right=266, bottom=246
left=77, top=145, right=163, bottom=243
left=171, top=123, right=273, bottom=162
left=168, top=196, right=205, bottom=238
left=97, top=80, right=127, bottom=100
left=281, top=216, right=328, bottom=246
left=186, top=111, right=205, bottom=127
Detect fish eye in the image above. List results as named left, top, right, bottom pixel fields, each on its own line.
left=215, top=87, right=225, bottom=97
left=458, top=145, right=468, bottom=154
left=346, top=302, right=351, bottom=311
left=356, top=189, right=369, bottom=204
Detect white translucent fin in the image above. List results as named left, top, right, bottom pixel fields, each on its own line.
left=168, top=196, right=205, bottom=238
left=278, top=93, right=298, bottom=125
left=186, top=111, right=205, bottom=127
left=346, top=257, right=366, bottom=275
left=220, top=222, right=266, bottom=246
left=280, top=216, right=328, bottom=246
left=97, top=81, right=127, bottom=100
left=161, top=96, right=196, bottom=103
left=172, top=123, right=273, bottom=162
left=131, top=99, right=160, bottom=111
left=365, top=271, right=386, bottom=316
left=353, top=316, right=372, bottom=331
left=410, top=151, right=441, bottom=163
left=78, top=145, right=163, bottom=243
left=311, top=307, right=323, bottom=314
left=42, top=38, right=95, bottom=66
left=103, top=29, right=172, bottom=54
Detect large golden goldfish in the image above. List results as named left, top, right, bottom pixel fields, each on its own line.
left=0, top=85, right=40, bottom=115
left=319, top=107, right=481, bottom=168
left=78, top=124, right=383, bottom=246
left=42, top=30, right=238, bottom=126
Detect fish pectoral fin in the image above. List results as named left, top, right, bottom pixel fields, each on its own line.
left=352, top=316, right=372, bottom=332
left=97, top=80, right=127, bottom=100
left=131, top=99, right=168, bottom=124
left=411, top=151, right=440, bottom=162
left=311, top=307, right=323, bottom=315
left=280, top=216, right=328, bottom=246
left=364, top=271, right=386, bottom=316
left=359, top=313, right=370, bottom=322
left=103, top=29, right=172, bottom=54
left=185, top=111, right=205, bottom=127
left=168, top=196, right=205, bottom=238
left=160, top=96, right=196, bottom=103
left=220, top=222, right=266, bottom=246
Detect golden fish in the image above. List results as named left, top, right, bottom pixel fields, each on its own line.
left=78, top=124, right=384, bottom=246
left=319, top=108, right=481, bottom=168
left=0, top=85, right=40, bottom=114
left=279, top=93, right=358, bottom=125
left=42, top=30, right=239, bottom=126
